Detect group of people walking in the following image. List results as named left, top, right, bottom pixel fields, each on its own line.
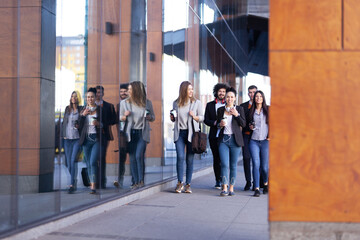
left=172, top=82, right=269, bottom=197
left=62, top=86, right=117, bottom=194
left=62, top=81, right=269, bottom=198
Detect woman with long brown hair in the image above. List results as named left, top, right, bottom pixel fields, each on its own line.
left=216, top=87, right=246, bottom=196
left=248, top=90, right=269, bottom=197
left=120, top=81, right=155, bottom=189
left=170, top=81, right=204, bottom=194
left=79, top=88, right=103, bottom=194
left=62, top=91, right=82, bottom=194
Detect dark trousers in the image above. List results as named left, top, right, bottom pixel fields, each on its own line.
left=209, top=138, right=221, bottom=183
left=242, top=134, right=252, bottom=183
left=97, top=139, right=108, bottom=188
left=118, top=147, right=127, bottom=184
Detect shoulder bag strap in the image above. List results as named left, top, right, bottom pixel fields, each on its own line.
left=190, top=101, right=201, bottom=133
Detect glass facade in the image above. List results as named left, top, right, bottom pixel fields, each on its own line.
left=0, top=0, right=269, bottom=237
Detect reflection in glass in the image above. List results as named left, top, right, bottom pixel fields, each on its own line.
left=0, top=0, right=271, bottom=236
left=55, top=0, right=101, bottom=211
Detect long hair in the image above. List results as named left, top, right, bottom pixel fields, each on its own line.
left=129, top=81, right=146, bottom=107
left=249, top=90, right=269, bottom=124
left=67, top=91, right=81, bottom=113
left=176, top=81, right=195, bottom=107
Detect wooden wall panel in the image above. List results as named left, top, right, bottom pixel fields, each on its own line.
left=147, top=0, right=162, bottom=32
left=87, top=0, right=164, bottom=160
left=0, top=78, right=16, bottom=149
left=270, top=0, right=342, bottom=50
left=119, top=33, right=131, bottom=83
left=100, top=35, right=119, bottom=85
left=146, top=0, right=163, bottom=158
left=146, top=31, right=162, bottom=158
left=0, top=8, right=17, bottom=78
left=0, top=5, right=42, bottom=177
left=103, top=0, right=120, bottom=25
left=187, top=8, right=200, bottom=86
left=0, top=1, right=41, bottom=8
left=269, top=51, right=360, bottom=222
left=18, top=149, right=39, bottom=175
left=18, top=78, right=40, bottom=149
left=120, top=0, right=131, bottom=32
left=87, top=0, right=126, bottom=165
left=0, top=149, right=16, bottom=175
left=344, top=0, right=360, bottom=49
left=19, top=7, right=41, bottom=78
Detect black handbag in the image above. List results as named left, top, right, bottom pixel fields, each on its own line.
left=191, top=121, right=207, bottom=154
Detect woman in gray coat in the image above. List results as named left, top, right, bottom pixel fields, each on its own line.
left=120, top=81, right=155, bottom=188
left=170, top=81, right=204, bottom=194
left=62, top=91, right=82, bottom=194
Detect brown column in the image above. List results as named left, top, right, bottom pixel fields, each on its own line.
left=87, top=0, right=164, bottom=168
left=0, top=1, right=56, bottom=193
left=87, top=0, right=123, bottom=166
left=186, top=0, right=200, bottom=93
left=146, top=0, right=163, bottom=159
left=270, top=0, right=360, bottom=238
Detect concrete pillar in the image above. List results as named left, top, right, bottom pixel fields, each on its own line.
left=0, top=1, right=56, bottom=193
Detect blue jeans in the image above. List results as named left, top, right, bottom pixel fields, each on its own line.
left=175, top=130, right=194, bottom=184
left=128, top=129, right=147, bottom=184
left=219, top=135, right=242, bottom=186
left=249, top=139, right=269, bottom=189
left=82, top=134, right=100, bottom=183
left=64, top=139, right=81, bottom=186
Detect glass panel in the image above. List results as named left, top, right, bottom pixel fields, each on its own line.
left=0, top=161, right=15, bottom=233
left=162, top=0, right=188, bottom=181
left=56, top=0, right=100, bottom=210
left=18, top=1, right=58, bottom=226
left=0, top=2, right=18, bottom=234
left=0, top=0, right=269, bottom=236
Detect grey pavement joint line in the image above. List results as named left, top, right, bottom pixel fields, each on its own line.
left=218, top=196, right=252, bottom=240
left=3, top=167, right=213, bottom=240
left=127, top=203, right=176, bottom=208
left=49, top=231, right=163, bottom=240
left=121, top=200, right=174, bottom=237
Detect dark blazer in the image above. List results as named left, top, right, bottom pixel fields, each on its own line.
left=240, top=101, right=252, bottom=134
left=78, top=106, right=103, bottom=146
left=216, top=106, right=246, bottom=147
left=204, top=100, right=219, bottom=140
left=99, top=100, right=117, bottom=141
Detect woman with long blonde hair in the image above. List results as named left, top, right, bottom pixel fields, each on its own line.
left=62, top=91, right=82, bottom=194
left=170, top=81, right=204, bottom=194
left=120, top=81, right=155, bottom=189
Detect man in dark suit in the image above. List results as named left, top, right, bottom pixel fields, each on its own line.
left=240, top=85, right=257, bottom=190
left=204, top=83, right=229, bottom=189
left=96, top=85, right=117, bottom=189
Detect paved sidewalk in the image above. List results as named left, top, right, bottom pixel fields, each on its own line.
left=37, top=167, right=269, bottom=240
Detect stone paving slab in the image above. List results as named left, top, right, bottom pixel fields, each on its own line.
left=36, top=167, right=269, bottom=240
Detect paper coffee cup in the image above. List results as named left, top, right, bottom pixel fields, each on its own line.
left=171, top=110, right=177, bottom=118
